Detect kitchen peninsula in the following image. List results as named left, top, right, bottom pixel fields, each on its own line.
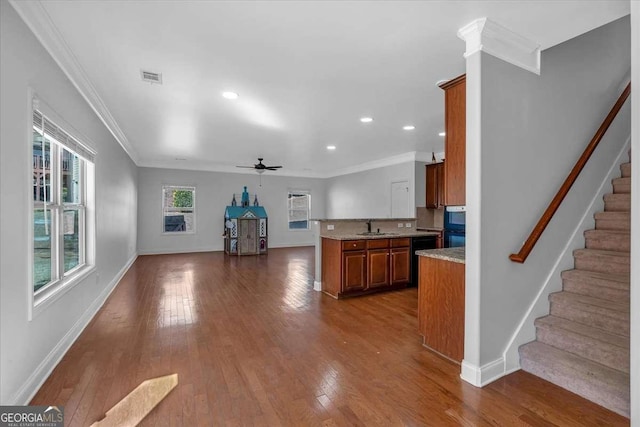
left=416, top=247, right=465, bottom=362
left=313, top=218, right=441, bottom=298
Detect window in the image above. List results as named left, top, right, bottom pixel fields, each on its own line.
left=287, top=190, right=310, bottom=230
left=32, top=109, right=95, bottom=300
left=162, top=186, right=195, bottom=233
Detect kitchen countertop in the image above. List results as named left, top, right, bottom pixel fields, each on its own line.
left=321, top=230, right=441, bottom=240
left=312, top=218, right=417, bottom=222
left=415, top=247, right=465, bottom=264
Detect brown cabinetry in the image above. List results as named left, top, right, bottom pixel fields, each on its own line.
left=342, top=250, right=367, bottom=292
left=418, top=256, right=465, bottom=362
left=439, top=74, right=466, bottom=206
left=322, top=237, right=410, bottom=298
left=425, top=162, right=444, bottom=209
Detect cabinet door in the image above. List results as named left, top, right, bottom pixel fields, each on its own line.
left=390, top=247, right=410, bottom=285
left=425, top=164, right=439, bottom=209
left=441, top=75, right=466, bottom=206
left=426, top=163, right=445, bottom=208
left=342, top=250, right=367, bottom=293
left=238, top=219, right=258, bottom=255
left=436, top=162, right=445, bottom=208
left=367, top=249, right=389, bottom=288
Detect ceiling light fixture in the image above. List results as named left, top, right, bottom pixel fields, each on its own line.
left=326, top=145, right=336, bottom=150
left=222, top=91, right=239, bottom=100
left=403, top=125, right=415, bottom=131
left=360, top=117, right=373, bottom=123
left=439, top=132, right=446, bottom=136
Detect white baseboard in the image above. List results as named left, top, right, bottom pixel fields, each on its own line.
left=313, top=280, right=322, bottom=291
left=138, top=246, right=220, bottom=255
left=502, top=136, right=631, bottom=373
left=138, top=243, right=314, bottom=255
left=268, top=242, right=315, bottom=249
left=10, top=252, right=138, bottom=405
left=460, top=357, right=505, bottom=387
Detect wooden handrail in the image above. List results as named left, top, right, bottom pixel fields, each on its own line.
left=510, top=82, right=631, bottom=263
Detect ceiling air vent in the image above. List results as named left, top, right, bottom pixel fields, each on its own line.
left=140, top=70, right=162, bottom=84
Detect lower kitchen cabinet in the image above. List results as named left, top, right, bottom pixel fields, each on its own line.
left=390, top=247, right=411, bottom=285
left=418, top=255, right=465, bottom=362
left=342, top=250, right=367, bottom=292
left=322, top=237, right=410, bottom=298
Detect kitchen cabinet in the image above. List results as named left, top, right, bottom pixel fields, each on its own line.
left=425, top=162, right=444, bottom=209
left=390, top=247, right=411, bottom=285
left=418, top=255, right=465, bottom=362
left=343, top=249, right=367, bottom=292
left=439, top=74, right=466, bottom=206
left=322, top=237, right=410, bottom=298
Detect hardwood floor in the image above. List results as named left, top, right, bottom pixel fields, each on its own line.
left=31, top=247, right=628, bottom=426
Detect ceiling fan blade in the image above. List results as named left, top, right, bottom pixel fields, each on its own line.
left=236, top=166, right=255, bottom=169
left=266, top=166, right=282, bottom=169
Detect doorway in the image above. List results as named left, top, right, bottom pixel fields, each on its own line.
left=391, top=180, right=410, bottom=218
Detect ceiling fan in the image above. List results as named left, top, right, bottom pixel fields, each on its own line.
left=236, top=158, right=282, bottom=174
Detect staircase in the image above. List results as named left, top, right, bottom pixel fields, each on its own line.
left=519, top=155, right=631, bottom=417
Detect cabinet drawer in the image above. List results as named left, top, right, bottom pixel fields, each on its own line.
left=342, top=240, right=366, bottom=251
left=366, top=239, right=389, bottom=249
left=390, top=238, right=410, bottom=248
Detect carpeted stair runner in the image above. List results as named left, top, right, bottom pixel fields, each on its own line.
left=519, top=158, right=631, bottom=417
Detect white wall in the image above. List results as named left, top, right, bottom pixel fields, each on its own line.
left=0, top=2, right=138, bottom=404
left=463, top=16, right=631, bottom=383
left=137, top=168, right=326, bottom=254
left=325, top=161, right=415, bottom=218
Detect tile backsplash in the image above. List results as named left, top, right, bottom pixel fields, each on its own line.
left=417, top=207, right=444, bottom=229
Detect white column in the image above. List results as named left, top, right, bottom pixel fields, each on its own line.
left=629, top=1, right=639, bottom=424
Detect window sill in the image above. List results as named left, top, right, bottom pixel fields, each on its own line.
left=32, top=265, right=96, bottom=320
left=161, top=231, right=196, bottom=235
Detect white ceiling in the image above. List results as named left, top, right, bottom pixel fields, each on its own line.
left=16, top=1, right=630, bottom=177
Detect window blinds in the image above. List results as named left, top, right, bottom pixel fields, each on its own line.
left=33, top=110, right=95, bottom=162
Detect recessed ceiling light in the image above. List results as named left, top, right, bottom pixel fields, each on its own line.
left=326, top=145, right=336, bottom=150
left=222, top=91, right=239, bottom=100
left=439, top=132, right=446, bottom=136
left=403, top=125, right=415, bottom=131
left=360, top=117, right=373, bottom=123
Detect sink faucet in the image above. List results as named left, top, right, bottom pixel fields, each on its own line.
left=366, top=219, right=372, bottom=233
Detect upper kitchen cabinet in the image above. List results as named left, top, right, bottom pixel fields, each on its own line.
left=439, top=75, right=466, bottom=206
left=425, top=161, right=444, bottom=209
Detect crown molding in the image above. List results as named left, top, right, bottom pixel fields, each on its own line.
left=457, top=18, right=541, bottom=75
left=9, top=0, right=139, bottom=163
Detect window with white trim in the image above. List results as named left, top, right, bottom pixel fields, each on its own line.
left=32, top=109, right=95, bottom=298
left=287, top=190, right=310, bottom=230
left=162, top=186, right=196, bottom=233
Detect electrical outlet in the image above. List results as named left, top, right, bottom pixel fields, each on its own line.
left=405, top=223, right=412, bottom=228
left=398, top=223, right=404, bottom=228
left=327, top=224, right=334, bottom=230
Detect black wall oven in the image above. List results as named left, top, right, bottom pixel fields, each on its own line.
left=444, top=206, right=465, bottom=248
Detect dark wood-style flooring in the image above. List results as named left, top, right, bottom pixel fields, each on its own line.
left=31, top=247, right=628, bottom=426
